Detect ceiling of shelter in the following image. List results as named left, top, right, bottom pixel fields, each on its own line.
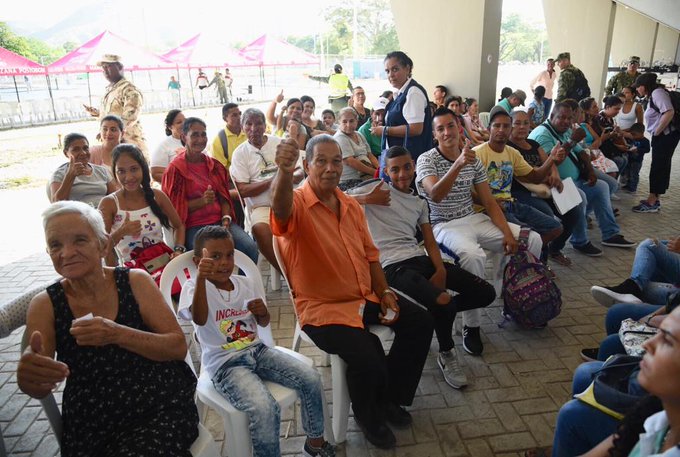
left=615, top=0, right=680, bottom=32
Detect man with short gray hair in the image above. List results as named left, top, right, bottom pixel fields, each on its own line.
left=231, top=108, right=303, bottom=271
left=271, top=135, right=434, bottom=449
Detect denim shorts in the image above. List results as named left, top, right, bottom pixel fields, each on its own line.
left=501, top=200, right=562, bottom=235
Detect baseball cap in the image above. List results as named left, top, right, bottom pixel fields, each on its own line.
left=372, top=97, right=389, bottom=111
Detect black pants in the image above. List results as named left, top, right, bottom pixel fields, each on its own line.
left=649, top=130, right=680, bottom=195
left=383, top=256, right=496, bottom=352
left=303, top=297, right=433, bottom=428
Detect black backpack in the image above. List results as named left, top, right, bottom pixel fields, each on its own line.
left=649, top=89, right=680, bottom=132
left=566, top=69, right=591, bottom=101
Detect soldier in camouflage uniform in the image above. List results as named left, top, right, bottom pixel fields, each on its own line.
left=555, top=52, right=585, bottom=102
left=84, top=54, right=147, bottom=155
left=605, top=56, right=641, bottom=96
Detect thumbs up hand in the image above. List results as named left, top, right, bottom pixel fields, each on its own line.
left=66, top=154, right=86, bottom=179
left=203, top=185, right=216, bottom=206
left=17, top=331, right=69, bottom=399
left=197, top=248, right=216, bottom=280
left=120, top=212, right=142, bottom=238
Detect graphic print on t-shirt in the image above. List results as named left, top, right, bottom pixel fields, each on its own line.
left=486, top=160, right=514, bottom=200
left=216, top=308, right=257, bottom=351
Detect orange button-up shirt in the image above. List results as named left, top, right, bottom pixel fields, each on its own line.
left=271, top=181, right=380, bottom=329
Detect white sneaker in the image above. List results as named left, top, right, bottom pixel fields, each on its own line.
left=437, top=350, right=468, bottom=389
left=590, top=286, right=643, bottom=307
left=610, top=193, right=621, bottom=200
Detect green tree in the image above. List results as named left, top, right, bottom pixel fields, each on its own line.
left=285, top=35, right=316, bottom=53
left=499, top=13, right=548, bottom=63
left=62, top=41, right=78, bottom=53
left=0, top=22, right=65, bottom=64
left=321, top=0, right=399, bottom=56
left=0, top=22, right=29, bottom=56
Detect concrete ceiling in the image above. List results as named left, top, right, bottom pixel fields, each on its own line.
left=615, top=0, right=680, bottom=31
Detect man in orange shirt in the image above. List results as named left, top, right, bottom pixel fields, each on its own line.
left=271, top=135, right=434, bottom=450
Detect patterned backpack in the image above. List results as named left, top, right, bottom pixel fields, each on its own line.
left=502, top=228, right=561, bottom=328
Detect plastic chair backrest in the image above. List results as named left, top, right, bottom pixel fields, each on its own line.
left=272, top=237, right=300, bottom=318
left=159, top=249, right=274, bottom=347
left=20, top=332, right=63, bottom=444
left=479, top=112, right=491, bottom=129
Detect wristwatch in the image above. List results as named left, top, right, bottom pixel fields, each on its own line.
left=173, top=245, right=186, bottom=253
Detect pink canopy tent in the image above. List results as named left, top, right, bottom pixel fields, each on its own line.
left=48, top=30, right=174, bottom=74
left=0, top=46, right=46, bottom=103
left=162, top=33, right=254, bottom=69
left=163, top=33, right=255, bottom=106
left=0, top=46, right=45, bottom=76
left=238, top=34, right=319, bottom=91
left=238, top=34, right=319, bottom=67
left=47, top=30, right=174, bottom=105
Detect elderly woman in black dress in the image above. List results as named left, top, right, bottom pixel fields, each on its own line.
left=17, top=200, right=198, bottom=457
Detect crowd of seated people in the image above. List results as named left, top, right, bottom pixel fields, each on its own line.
left=25, top=47, right=680, bottom=455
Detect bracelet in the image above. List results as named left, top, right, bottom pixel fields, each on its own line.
left=380, top=288, right=397, bottom=300
left=385, top=126, right=389, bottom=136
left=221, top=215, right=232, bottom=224
left=173, top=245, right=186, bottom=253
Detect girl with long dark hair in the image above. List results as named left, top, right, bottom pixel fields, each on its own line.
left=99, top=144, right=185, bottom=265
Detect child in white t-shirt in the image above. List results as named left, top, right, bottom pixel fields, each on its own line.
left=178, top=226, right=334, bottom=457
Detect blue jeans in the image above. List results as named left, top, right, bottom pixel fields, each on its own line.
left=630, top=239, right=680, bottom=304
left=186, top=223, right=259, bottom=265
left=552, top=362, right=620, bottom=457
left=626, top=157, right=644, bottom=191
left=543, top=98, right=553, bottom=117
left=597, top=303, right=662, bottom=360
left=594, top=169, right=619, bottom=196
left=501, top=200, right=562, bottom=235
left=212, top=343, right=325, bottom=456
left=512, top=187, right=583, bottom=252
left=574, top=178, right=620, bottom=240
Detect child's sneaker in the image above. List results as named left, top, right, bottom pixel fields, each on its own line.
left=303, top=440, right=336, bottom=457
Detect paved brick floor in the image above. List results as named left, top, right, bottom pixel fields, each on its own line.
left=1, top=151, right=678, bottom=456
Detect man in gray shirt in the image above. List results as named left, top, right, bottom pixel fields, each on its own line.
left=349, top=146, right=496, bottom=389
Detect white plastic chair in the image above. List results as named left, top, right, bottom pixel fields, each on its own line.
left=479, top=111, right=491, bottom=129
left=18, top=309, right=221, bottom=457
left=159, top=249, right=333, bottom=456
left=229, top=175, right=282, bottom=291
left=273, top=236, right=394, bottom=443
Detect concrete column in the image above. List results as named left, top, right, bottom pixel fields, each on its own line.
left=543, top=0, right=616, bottom=99
left=390, top=0, right=503, bottom=111
left=609, top=4, right=657, bottom=67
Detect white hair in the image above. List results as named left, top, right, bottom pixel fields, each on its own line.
left=42, top=201, right=108, bottom=245
left=338, top=107, right=358, bottom=120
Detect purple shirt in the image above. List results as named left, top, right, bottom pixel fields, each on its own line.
left=645, top=88, right=674, bottom=136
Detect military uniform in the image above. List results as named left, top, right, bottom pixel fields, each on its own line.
left=605, top=71, right=640, bottom=95
left=604, top=70, right=640, bottom=95
left=556, top=64, right=579, bottom=102
left=100, top=78, right=147, bottom=154
left=209, top=73, right=228, bottom=103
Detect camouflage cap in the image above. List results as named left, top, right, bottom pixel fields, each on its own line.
left=96, top=54, right=122, bottom=66
left=629, top=56, right=640, bottom=65
left=556, top=52, right=570, bottom=61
